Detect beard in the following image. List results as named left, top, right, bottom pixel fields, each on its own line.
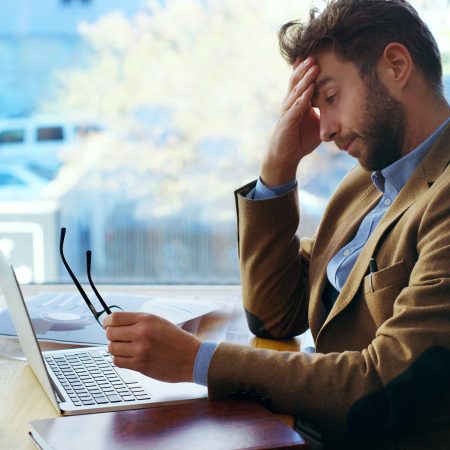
left=355, top=73, right=406, bottom=171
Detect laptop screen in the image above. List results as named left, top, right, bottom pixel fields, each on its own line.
left=0, top=250, right=60, bottom=412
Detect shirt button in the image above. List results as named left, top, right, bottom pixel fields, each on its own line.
left=384, top=198, right=392, bottom=206
left=343, top=249, right=351, bottom=257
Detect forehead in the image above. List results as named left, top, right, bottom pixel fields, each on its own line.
left=313, top=51, right=361, bottom=93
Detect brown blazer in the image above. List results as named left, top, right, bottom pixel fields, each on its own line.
left=207, top=123, right=450, bottom=450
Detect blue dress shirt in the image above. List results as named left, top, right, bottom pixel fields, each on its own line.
left=192, top=117, right=450, bottom=386
left=327, top=120, right=449, bottom=293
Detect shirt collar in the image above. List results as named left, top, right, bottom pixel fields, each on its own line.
left=371, top=117, right=450, bottom=194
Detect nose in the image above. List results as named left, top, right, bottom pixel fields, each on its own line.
left=319, top=112, right=339, bottom=142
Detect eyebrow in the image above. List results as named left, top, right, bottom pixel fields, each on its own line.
left=312, top=76, right=334, bottom=102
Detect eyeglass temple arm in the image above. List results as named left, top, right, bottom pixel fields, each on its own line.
left=59, top=227, right=98, bottom=316
left=86, top=250, right=111, bottom=315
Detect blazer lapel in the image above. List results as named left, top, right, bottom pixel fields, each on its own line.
left=308, top=177, right=381, bottom=338
left=318, top=122, right=450, bottom=335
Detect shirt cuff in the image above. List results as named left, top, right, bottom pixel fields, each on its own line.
left=193, top=341, right=218, bottom=386
left=247, top=177, right=297, bottom=200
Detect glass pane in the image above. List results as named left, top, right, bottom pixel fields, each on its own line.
left=36, top=126, right=64, bottom=142
left=0, top=1, right=448, bottom=285
left=0, top=129, right=25, bottom=144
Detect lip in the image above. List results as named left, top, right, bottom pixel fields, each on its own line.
left=343, top=137, right=356, bottom=152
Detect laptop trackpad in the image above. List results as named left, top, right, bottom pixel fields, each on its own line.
left=127, top=369, right=208, bottom=401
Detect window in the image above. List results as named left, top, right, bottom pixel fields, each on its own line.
left=36, top=127, right=64, bottom=142
left=1, top=1, right=448, bottom=284
left=0, top=129, right=25, bottom=145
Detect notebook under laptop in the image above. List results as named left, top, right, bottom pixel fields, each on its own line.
left=0, top=250, right=207, bottom=415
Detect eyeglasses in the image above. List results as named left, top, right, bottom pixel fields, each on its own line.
left=59, top=227, right=123, bottom=328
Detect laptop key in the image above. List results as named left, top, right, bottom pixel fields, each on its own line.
left=102, top=388, right=116, bottom=394
left=92, top=392, right=106, bottom=397
left=116, top=388, right=131, bottom=394
left=129, top=386, right=145, bottom=391
left=107, top=394, right=122, bottom=403
left=93, top=376, right=106, bottom=381
left=79, top=375, right=93, bottom=380
left=78, top=393, right=93, bottom=399
left=135, top=394, right=152, bottom=400
left=87, top=387, right=102, bottom=392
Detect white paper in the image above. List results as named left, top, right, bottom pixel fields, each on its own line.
left=0, top=291, right=224, bottom=345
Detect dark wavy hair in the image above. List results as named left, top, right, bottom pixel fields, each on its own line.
left=278, top=0, right=443, bottom=96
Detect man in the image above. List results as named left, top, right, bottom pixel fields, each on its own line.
left=104, top=0, right=450, bottom=448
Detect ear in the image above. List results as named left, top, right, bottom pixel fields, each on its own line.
left=378, top=43, right=412, bottom=91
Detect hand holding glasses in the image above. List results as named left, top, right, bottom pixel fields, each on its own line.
left=59, top=227, right=123, bottom=328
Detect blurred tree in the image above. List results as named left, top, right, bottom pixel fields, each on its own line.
left=46, top=0, right=447, bottom=215
left=39, top=0, right=447, bottom=281
left=46, top=0, right=343, bottom=220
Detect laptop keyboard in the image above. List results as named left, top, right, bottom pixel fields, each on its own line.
left=44, top=350, right=151, bottom=407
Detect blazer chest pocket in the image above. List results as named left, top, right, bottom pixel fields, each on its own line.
left=362, top=260, right=409, bottom=325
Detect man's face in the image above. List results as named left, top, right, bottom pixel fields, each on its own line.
left=312, top=51, right=406, bottom=171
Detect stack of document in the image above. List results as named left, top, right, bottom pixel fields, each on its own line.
left=0, top=291, right=222, bottom=345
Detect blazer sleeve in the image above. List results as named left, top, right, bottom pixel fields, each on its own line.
left=234, top=181, right=314, bottom=339
left=210, top=176, right=450, bottom=434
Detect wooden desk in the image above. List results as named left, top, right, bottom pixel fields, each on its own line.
left=0, top=284, right=303, bottom=450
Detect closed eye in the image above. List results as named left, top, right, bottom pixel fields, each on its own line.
left=326, top=94, right=336, bottom=105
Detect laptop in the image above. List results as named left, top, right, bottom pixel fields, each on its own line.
left=0, top=250, right=207, bottom=415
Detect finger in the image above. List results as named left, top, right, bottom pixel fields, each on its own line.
left=287, top=56, right=314, bottom=95
left=282, top=58, right=309, bottom=103
left=108, top=341, right=135, bottom=358
left=103, top=311, right=143, bottom=328
left=284, top=65, right=318, bottom=112
left=293, top=57, right=302, bottom=69
left=105, top=323, right=134, bottom=342
left=284, top=84, right=315, bottom=123
left=111, top=355, right=134, bottom=370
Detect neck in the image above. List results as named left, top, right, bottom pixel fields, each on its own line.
left=402, top=98, right=450, bottom=156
